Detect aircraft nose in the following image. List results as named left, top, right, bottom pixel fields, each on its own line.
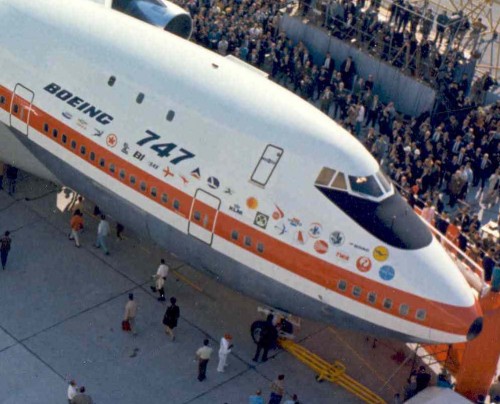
left=466, top=316, right=483, bottom=341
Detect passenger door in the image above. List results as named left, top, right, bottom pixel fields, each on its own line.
left=9, top=84, right=35, bottom=135
left=188, top=189, right=221, bottom=245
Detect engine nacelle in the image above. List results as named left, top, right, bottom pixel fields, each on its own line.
left=113, top=0, right=192, bottom=40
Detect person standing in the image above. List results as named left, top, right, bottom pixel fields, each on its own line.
left=1, top=231, right=12, bottom=270
left=72, top=386, right=93, bottom=404
left=67, top=380, right=78, bottom=403
left=95, top=214, right=110, bottom=255
left=415, top=366, right=431, bottom=393
left=69, top=210, right=84, bottom=248
left=0, top=161, right=5, bottom=190
left=196, top=339, right=213, bottom=382
left=150, top=258, right=169, bottom=301
left=253, top=314, right=278, bottom=362
left=124, top=293, right=138, bottom=335
left=217, top=333, right=233, bottom=372
left=249, top=389, right=264, bottom=404
left=162, top=297, right=180, bottom=341
left=269, top=374, right=285, bottom=404
left=5, top=165, right=18, bottom=196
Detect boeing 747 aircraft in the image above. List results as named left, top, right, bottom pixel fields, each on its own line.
left=0, top=0, right=483, bottom=343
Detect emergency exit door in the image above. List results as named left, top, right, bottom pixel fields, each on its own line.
left=188, top=189, right=221, bottom=245
left=9, top=84, right=35, bottom=135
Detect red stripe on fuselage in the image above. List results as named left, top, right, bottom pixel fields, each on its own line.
left=0, top=84, right=478, bottom=336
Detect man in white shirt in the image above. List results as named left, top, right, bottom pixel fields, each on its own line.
left=95, top=214, right=110, bottom=255
left=196, top=339, right=213, bottom=381
left=217, top=333, right=233, bottom=372
left=67, top=380, right=78, bottom=403
left=150, top=258, right=169, bottom=301
left=355, top=102, right=365, bottom=138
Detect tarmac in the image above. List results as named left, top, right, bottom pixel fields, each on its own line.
left=0, top=173, right=438, bottom=403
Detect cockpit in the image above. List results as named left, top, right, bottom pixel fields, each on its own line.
left=314, top=167, right=432, bottom=250
left=315, top=167, right=393, bottom=202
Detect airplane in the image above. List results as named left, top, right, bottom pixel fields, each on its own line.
left=0, top=0, right=483, bottom=344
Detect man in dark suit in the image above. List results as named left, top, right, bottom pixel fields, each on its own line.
left=477, top=153, right=492, bottom=189
left=340, top=56, right=356, bottom=90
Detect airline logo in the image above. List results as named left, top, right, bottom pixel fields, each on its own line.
left=314, top=240, right=328, bottom=254
left=356, top=256, right=372, bottom=272
left=308, top=223, right=322, bottom=239
left=329, top=231, right=345, bottom=246
left=191, top=168, right=201, bottom=179
left=207, top=176, right=219, bottom=189
left=106, top=134, right=118, bottom=148
left=288, top=218, right=302, bottom=227
left=373, top=246, right=389, bottom=262
left=272, top=204, right=284, bottom=220
left=229, top=204, right=243, bottom=215
left=254, top=212, right=269, bottom=229
left=336, top=251, right=349, bottom=261
left=294, top=230, right=308, bottom=245
left=274, top=221, right=287, bottom=236
left=247, top=197, right=258, bottom=210
left=44, top=83, right=113, bottom=125
left=379, top=265, right=395, bottom=281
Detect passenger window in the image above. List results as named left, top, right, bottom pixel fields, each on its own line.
left=244, top=236, right=252, bottom=247
left=383, top=298, right=393, bottom=310
left=315, top=167, right=336, bottom=186
left=161, top=193, right=168, bottom=204
left=331, top=172, right=347, bottom=190
left=71, top=140, right=77, bottom=149
left=62, top=134, right=67, bottom=144
left=0, top=95, right=5, bottom=104
left=337, top=280, right=347, bottom=291
left=130, top=175, right=136, bottom=185
left=13, top=104, right=19, bottom=113
left=194, top=211, right=201, bottom=221
left=99, top=158, right=105, bottom=168
left=108, top=76, right=116, bottom=86
left=416, top=309, right=427, bottom=321
left=136, top=93, right=145, bottom=104
left=173, top=200, right=180, bottom=210
left=119, top=169, right=126, bottom=179
left=90, top=152, right=96, bottom=161
left=43, top=123, right=49, bottom=133
left=109, top=163, right=116, bottom=173
left=257, top=243, right=264, bottom=253
left=250, top=144, right=283, bottom=187
left=151, top=187, right=157, bottom=197
left=399, top=304, right=409, bottom=316
left=80, top=146, right=86, bottom=155
left=231, top=230, right=239, bottom=241
left=352, top=286, right=362, bottom=298
left=367, top=292, right=377, bottom=304
left=166, top=110, right=175, bottom=121
left=140, top=181, right=147, bottom=192
left=52, top=128, right=58, bottom=138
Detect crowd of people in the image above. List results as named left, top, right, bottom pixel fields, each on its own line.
left=303, top=0, right=496, bottom=89
left=174, top=0, right=499, bottom=280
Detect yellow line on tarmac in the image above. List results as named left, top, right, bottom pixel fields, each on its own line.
left=327, top=327, right=397, bottom=394
left=172, top=269, right=203, bottom=293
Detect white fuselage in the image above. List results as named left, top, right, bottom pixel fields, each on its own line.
left=0, top=0, right=482, bottom=343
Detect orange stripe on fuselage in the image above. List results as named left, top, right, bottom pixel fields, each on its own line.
left=0, top=84, right=478, bottom=336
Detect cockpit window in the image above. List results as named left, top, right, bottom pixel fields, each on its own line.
left=331, top=172, right=347, bottom=190
left=349, top=175, right=383, bottom=198
left=315, top=167, right=336, bottom=186
left=376, top=171, right=392, bottom=193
